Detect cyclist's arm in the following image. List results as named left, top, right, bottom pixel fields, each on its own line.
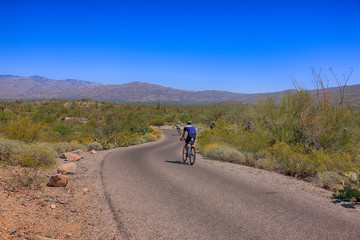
left=180, top=127, right=186, bottom=139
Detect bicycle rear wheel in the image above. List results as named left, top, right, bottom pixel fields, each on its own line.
left=182, top=146, right=187, bottom=163
left=189, top=146, right=196, bottom=165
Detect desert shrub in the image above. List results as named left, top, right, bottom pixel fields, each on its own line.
left=202, top=143, right=246, bottom=164
left=150, top=117, right=165, bottom=126
left=2, top=117, right=44, bottom=143
left=51, top=141, right=87, bottom=154
left=10, top=144, right=57, bottom=169
left=150, top=126, right=162, bottom=138
left=269, top=142, right=322, bottom=178
left=253, top=158, right=278, bottom=170
left=0, top=139, right=24, bottom=163
left=8, top=166, right=46, bottom=188
left=52, top=124, right=73, bottom=136
left=268, top=142, right=357, bottom=177
left=32, top=143, right=59, bottom=159
left=133, top=133, right=158, bottom=145
left=87, top=142, right=103, bottom=151
left=318, top=171, right=343, bottom=189
left=110, top=132, right=140, bottom=148
left=0, top=111, right=13, bottom=122
left=197, top=121, right=269, bottom=155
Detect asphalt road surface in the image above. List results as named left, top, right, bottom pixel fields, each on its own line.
left=101, top=128, right=360, bottom=240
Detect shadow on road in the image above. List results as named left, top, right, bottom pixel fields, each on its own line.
left=165, top=160, right=188, bottom=165
left=331, top=199, right=359, bottom=209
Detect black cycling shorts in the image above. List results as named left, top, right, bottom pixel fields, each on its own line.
left=185, top=134, right=196, bottom=144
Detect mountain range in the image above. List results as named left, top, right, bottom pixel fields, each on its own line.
left=1, top=74, right=359, bottom=105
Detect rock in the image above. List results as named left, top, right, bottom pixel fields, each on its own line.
left=60, top=150, right=84, bottom=161
left=11, top=228, right=18, bottom=234
left=50, top=204, right=56, bottom=209
left=82, top=187, right=89, bottom=194
left=70, top=149, right=86, bottom=158
left=64, top=153, right=81, bottom=161
left=57, top=163, right=77, bottom=175
left=90, top=149, right=97, bottom=154
left=47, top=174, right=69, bottom=187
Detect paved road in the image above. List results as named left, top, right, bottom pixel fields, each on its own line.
left=101, top=128, right=360, bottom=240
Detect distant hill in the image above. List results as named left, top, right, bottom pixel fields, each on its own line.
left=0, top=75, right=102, bottom=100
left=0, top=74, right=359, bottom=105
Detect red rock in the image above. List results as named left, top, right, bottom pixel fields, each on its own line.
left=64, top=153, right=81, bottom=161
left=70, top=149, right=86, bottom=158
left=47, top=174, right=68, bottom=187
left=57, top=163, right=77, bottom=175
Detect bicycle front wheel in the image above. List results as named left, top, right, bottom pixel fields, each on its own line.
left=189, top=146, right=196, bottom=165
left=182, top=146, right=188, bottom=163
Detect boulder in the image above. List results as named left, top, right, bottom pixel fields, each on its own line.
left=62, top=153, right=81, bottom=161
left=70, top=149, right=86, bottom=158
left=57, top=163, right=77, bottom=175
left=47, top=174, right=68, bottom=187
left=90, top=149, right=97, bottom=154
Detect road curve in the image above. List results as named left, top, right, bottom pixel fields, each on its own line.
left=101, top=128, right=360, bottom=240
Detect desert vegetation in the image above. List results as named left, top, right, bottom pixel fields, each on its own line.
left=1, top=79, right=359, bottom=201
left=195, top=71, right=360, bottom=202
left=0, top=99, right=162, bottom=186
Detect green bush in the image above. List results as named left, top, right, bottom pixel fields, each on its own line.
left=318, top=171, right=343, bottom=189
left=0, top=139, right=24, bottom=163
left=87, top=142, right=103, bottom=151
left=133, top=135, right=154, bottom=145
left=52, top=124, right=73, bottom=136
left=269, top=142, right=321, bottom=178
left=253, top=158, right=278, bottom=170
left=202, top=143, right=246, bottom=164
left=51, top=142, right=87, bottom=154
left=2, top=117, right=44, bottom=143
left=11, top=144, right=57, bottom=169
left=150, top=117, right=165, bottom=126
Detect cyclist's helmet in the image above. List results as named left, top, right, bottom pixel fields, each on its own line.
left=187, top=120, right=192, bottom=125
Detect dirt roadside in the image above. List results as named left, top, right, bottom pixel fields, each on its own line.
left=0, top=149, right=119, bottom=240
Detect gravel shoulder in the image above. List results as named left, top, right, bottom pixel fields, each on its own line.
left=0, top=149, right=119, bottom=240
left=1, top=128, right=359, bottom=239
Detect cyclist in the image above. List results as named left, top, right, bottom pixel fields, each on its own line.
left=180, top=120, right=196, bottom=150
left=175, top=122, right=181, bottom=133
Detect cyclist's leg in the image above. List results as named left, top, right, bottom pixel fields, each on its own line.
left=185, top=136, right=191, bottom=155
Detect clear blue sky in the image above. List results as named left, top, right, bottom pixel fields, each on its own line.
left=1, top=0, right=359, bottom=93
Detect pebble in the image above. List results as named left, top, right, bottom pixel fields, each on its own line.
left=50, top=204, right=56, bottom=209
left=82, top=187, right=89, bottom=194
left=11, top=228, right=18, bottom=234
left=70, top=208, right=77, bottom=212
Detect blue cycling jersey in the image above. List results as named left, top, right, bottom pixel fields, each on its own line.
left=184, top=124, right=196, bottom=135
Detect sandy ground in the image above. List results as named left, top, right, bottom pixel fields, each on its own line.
left=0, top=149, right=119, bottom=240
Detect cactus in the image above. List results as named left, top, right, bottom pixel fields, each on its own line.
left=332, top=172, right=360, bottom=202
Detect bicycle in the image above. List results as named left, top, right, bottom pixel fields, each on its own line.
left=182, top=138, right=196, bottom=165
left=176, top=127, right=181, bottom=135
